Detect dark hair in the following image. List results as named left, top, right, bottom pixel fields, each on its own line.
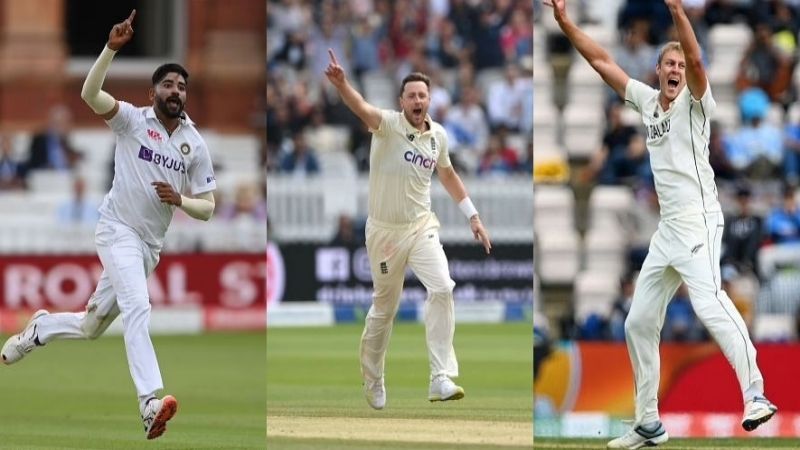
left=400, top=72, right=430, bottom=95
left=152, top=63, right=189, bottom=86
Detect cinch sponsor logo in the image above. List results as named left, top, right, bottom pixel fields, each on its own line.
left=206, top=175, right=215, bottom=184
left=138, top=145, right=186, bottom=174
left=404, top=150, right=435, bottom=170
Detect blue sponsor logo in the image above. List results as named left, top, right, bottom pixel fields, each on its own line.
left=138, top=146, right=153, bottom=161
left=138, top=145, right=186, bottom=174
left=206, top=175, right=215, bottom=184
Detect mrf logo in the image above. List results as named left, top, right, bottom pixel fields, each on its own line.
left=147, top=129, right=164, bottom=143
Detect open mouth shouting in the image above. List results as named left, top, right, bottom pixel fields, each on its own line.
left=667, top=77, right=680, bottom=89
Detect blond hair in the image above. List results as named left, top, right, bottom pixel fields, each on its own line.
left=657, top=41, right=683, bottom=65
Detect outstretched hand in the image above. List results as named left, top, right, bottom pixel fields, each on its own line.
left=324, top=48, right=346, bottom=87
left=108, top=9, right=136, bottom=51
left=542, top=0, right=568, bottom=22
left=470, top=216, right=492, bottom=255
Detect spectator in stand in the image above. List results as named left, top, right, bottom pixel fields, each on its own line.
left=500, top=7, right=533, bottom=63
left=477, top=131, right=519, bottom=176
left=726, top=88, right=783, bottom=179
left=609, top=18, right=658, bottom=104
left=708, top=120, right=739, bottom=182
left=329, top=213, right=365, bottom=247
left=56, top=175, right=100, bottom=226
left=218, top=180, right=267, bottom=223
left=274, top=30, right=308, bottom=70
left=486, top=63, right=527, bottom=131
left=26, top=104, right=82, bottom=172
left=279, top=131, right=320, bottom=176
left=427, top=17, right=467, bottom=69
left=782, top=111, right=800, bottom=186
left=472, top=4, right=510, bottom=70
left=764, top=183, right=800, bottom=245
left=444, top=84, right=489, bottom=172
left=662, top=284, right=705, bottom=342
left=609, top=273, right=636, bottom=342
left=350, top=13, right=386, bottom=80
left=735, top=20, right=794, bottom=108
left=583, top=102, right=638, bottom=184
left=0, top=133, right=26, bottom=190
left=722, top=183, right=763, bottom=277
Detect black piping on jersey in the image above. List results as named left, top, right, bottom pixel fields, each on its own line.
left=702, top=211, right=754, bottom=384
left=689, top=101, right=708, bottom=213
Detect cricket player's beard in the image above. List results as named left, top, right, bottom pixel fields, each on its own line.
left=156, top=96, right=185, bottom=119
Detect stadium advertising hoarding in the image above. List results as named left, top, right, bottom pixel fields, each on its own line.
left=0, top=254, right=265, bottom=332
left=534, top=341, right=800, bottom=437
left=270, top=242, right=534, bottom=307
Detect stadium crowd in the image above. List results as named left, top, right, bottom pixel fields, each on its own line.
left=266, top=0, right=534, bottom=177
left=535, top=0, right=800, bottom=344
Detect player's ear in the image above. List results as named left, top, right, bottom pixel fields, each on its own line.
left=148, top=87, right=155, bottom=102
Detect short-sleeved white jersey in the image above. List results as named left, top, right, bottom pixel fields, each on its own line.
left=367, top=110, right=451, bottom=224
left=625, top=79, right=720, bottom=219
left=100, top=101, right=217, bottom=248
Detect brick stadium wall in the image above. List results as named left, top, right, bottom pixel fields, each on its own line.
left=0, top=0, right=265, bottom=132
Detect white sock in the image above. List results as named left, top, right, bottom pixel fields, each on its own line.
left=744, top=381, right=764, bottom=403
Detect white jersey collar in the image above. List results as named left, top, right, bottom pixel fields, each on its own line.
left=144, top=106, right=195, bottom=126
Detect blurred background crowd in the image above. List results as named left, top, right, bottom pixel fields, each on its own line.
left=534, top=0, right=800, bottom=348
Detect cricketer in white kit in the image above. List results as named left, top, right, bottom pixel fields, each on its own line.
left=324, top=49, right=492, bottom=410
left=0, top=10, right=216, bottom=440
left=545, top=0, right=777, bottom=448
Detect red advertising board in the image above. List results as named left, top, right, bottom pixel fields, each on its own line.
left=0, top=254, right=266, bottom=331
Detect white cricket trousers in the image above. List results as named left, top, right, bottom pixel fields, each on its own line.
left=626, top=211, right=763, bottom=425
left=36, top=219, right=164, bottom=399
left=360, top=213, right=457, bottom=384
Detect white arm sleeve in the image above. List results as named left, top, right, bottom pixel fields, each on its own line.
left=80, top=45, right=118, bottom=115
left=179, top=191, right=215, bottom=221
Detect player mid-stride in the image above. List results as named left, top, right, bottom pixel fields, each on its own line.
left=1, top=10, right=217, bottom=440
left=324, top=49, right=492, bottom=410
left=545, top=0, right=776, bottom=448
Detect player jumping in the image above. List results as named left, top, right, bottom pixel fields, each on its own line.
left=544, top=0, right=776, bottom=448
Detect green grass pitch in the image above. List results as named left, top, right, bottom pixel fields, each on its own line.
left=0, top=332, right=265, bottom=449
left=267, top=322, right=533, bottom=450
left=534, top=437, right=800, bottom=448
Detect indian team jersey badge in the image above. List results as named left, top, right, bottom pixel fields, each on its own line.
left=179, top=143, right=191, bottom=155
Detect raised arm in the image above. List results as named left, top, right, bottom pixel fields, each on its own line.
left=544, top=0, right=630, bottom=99
left=324, top=49, right=382, bottom=131
left=81, top=9, right=137, bottom=120
left=666, top=0, right=707, bottom=98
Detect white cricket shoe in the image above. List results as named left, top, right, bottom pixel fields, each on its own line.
left=1, top=309, right=49, bottom=365
left=607, top=421, right=668, bottom=449
left=364, top=378, right=386, bottom=410
left=142, top=395, right=178, bottom=440
left=428, top=375, right=464, bottom=402
left=742, top=396, right=777, bottom=431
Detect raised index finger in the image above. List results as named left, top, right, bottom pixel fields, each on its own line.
left=328, top=48, right=339, bottom=65
left=126, top=9, right=137, bottom=24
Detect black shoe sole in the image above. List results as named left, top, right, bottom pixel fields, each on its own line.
left=742, top=410, right=776, bottom=432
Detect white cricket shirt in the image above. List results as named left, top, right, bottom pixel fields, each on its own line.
left=100, top=101, right=217, bottom=248
left=368, top=110, right=452, bottom=224
left=625, top=79, right=721, bottom=219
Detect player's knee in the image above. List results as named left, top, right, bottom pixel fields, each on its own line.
left=624, top=314, right=652, bottom=337
left=81, top=317, right=105, bottom=340
left=427, top=280, right=455, bottom=300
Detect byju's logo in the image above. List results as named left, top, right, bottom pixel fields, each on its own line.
left=138, top=146, right=154, bottom=161
left=404, top=150, right=435, bottom=170
left=137, top=145, right=186, bottom=174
